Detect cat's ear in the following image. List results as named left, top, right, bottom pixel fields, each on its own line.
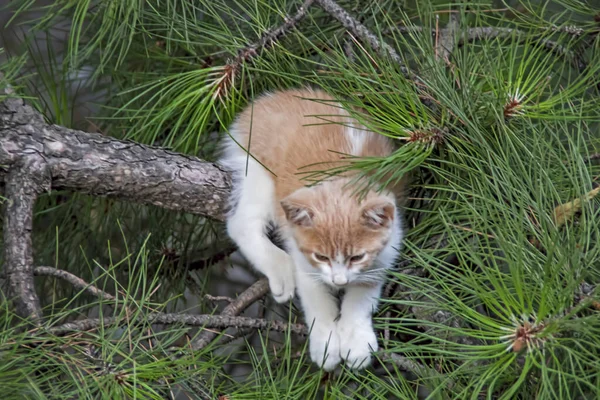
left=281, top=190, right=314, bottom=227
left=361, top=197, right=395, bottom=229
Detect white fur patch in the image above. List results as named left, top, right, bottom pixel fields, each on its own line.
left=345, top=124, right=366, bottom=156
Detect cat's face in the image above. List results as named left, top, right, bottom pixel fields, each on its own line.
left=281, top=183, right=396, bottom=288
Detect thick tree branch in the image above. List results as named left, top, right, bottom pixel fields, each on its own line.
left=46, top=312, right=308, bottom=336
left=3, top=160, right=50, bottom=322
left=0, top=93, right=231, bottom=221
left=191, top=278, right=269, bottom=350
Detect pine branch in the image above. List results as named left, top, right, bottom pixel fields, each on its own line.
left=186, top=247, right=236, bottom=271
left=314, top=0, right=409, bottom=75
left=0, top=78, right=232, bottom=322
left=2, top=161, right=49, bottom=323
left=190, top=278, right=270, bottom=350
left=45, top=312, right=308, bottom=336
left=0, top=86, right=232, bottom=222
left=436, top=14, right=460, bottom=64
left=385, top=22, right=582, bottom=70
left=378, top=352, right=452, bottom=386
left=33, top=266, right=116, bottom=302
left=1, top=86, right=51, bottom=321
left=240, top=0, right=315, bottom=60
left=463, top=27, right=584, bottom=70
left=214, top=0, right=316, bottom=98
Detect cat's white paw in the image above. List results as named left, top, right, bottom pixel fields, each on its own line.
left=309, top=324, right=341, bottom=371
left=337, top=318, right=378, bottom=370
left=266, top=251, right=296, bottom=303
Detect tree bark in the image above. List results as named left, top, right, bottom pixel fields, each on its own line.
left=2, top=161, right=49, bottom=323
left=0, top=94, right=232, bottom=222
left=0, top=82, right=232, bottom=321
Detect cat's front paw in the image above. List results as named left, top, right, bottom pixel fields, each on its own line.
left=309, top=324, right=341, bottom=371
left=337, top=318, right=378, bottom=370
left=266, top=251, right=296, bottom=303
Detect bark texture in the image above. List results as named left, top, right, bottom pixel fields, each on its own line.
left=191, top=278, right=270, bottom=350
left=47, top=312, right=308, bottom=336
left=0, top=95, right=232, bottom=222
left=0, top=85, right=231, bottom=321
left=2, top=161, right=49, bottom=323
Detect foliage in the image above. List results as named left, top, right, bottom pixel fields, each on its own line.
left=1, top=0, right=600, bottom=398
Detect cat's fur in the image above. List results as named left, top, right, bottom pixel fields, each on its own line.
left=220, top=88, right=403, bottom=370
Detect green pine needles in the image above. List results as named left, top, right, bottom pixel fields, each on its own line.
left=1, top=0, right=600, bottom=398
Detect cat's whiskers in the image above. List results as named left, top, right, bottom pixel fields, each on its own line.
left=354, top=270, right=387, bottom=284
left=305, top=272, right=326, bottom=284
left=361, top=267, right=387, bottom=274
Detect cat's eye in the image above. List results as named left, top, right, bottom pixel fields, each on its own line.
left=313, top=253, right=330, bottom=263
left=350, top=253, right=366, bottom=263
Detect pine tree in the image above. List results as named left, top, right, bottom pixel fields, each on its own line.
left=1, top=0, right=599, bottom=398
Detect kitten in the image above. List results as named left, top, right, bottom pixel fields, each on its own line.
left=220, top=88, right=403, bottom=371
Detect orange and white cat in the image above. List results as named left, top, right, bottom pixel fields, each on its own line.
left=220, top=88, right=403, bottom=370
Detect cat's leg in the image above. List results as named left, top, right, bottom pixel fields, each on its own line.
left=295, top=264, right=342, bottom=371
left=337, top=213, right=403, bottom=368
left=337, top=283, right=382, bottom=370
left=226, top=158, right=295, bottom=303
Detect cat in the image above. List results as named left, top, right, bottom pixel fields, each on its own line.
left=220, top=88, right=403, bottom=371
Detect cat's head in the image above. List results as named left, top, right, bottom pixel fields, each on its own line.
left=280, top=180, right=398, bottom=288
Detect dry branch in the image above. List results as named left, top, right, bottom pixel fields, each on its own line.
left=191, top=278, right=270, bottom=350
left=215, top=0, right=316, bottom=97
left=46, top=312, right=308, bottom=336
left=0, top=91, right=232, bottom=222
left=3, top=162, right=49, bottom=323
left=378, top=352, right=444, bottom=381
left=314, top=0, right=409, bottom=75
left=463, top=26, right=584, bottom=70
left=34, top=266, right=116, bottom=302
left=0, top=81, right=231, bottom=322
left=436, top=14, right=460, bottom=64
left=385, top=23, right=580, bottom=69
left=239, top=0, right=315, bottom=61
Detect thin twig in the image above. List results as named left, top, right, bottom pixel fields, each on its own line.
left=586, top=153, right=600, bottom=162
left=204, top=294, right=235, bottom=303
left=343, top=35, right=355, bottom=62
left=385, top=23, right=582, bottom=70
left=215, top=327, right=257, bottom=347
left=34, top=266, right=116, bottom=302
left=378, top=352, right=436, bottom=377
left=463, top=27, right=584, bottom=70
left=314, top=0, right=409, bottom=75
left=214, top=0, right=316, bottom=98
left=186, top=247, right=236, bottom=271
left=45, top=312, right=307, bottom=336
left=190, top=279, right=270, bottom=350
left=238, top=0, right=316, bottom=62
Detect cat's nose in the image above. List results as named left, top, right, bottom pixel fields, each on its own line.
left=333, top=275, right=348, bottom=286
